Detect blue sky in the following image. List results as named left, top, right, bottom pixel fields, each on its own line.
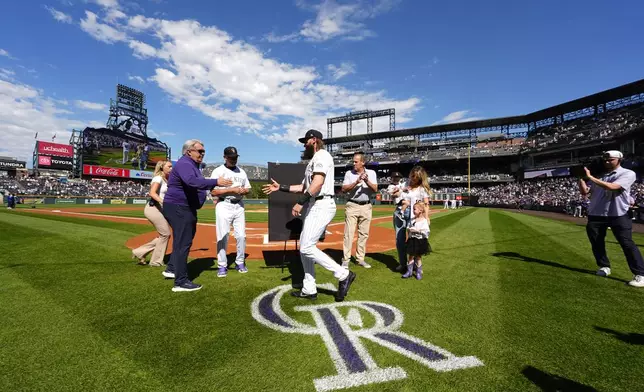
left=1, top=0, right=643, bottom=166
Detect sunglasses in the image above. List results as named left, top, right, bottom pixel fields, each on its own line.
left=191, top=149, right=206, bottom=155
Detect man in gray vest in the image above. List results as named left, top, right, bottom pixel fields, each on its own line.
left=579, top=150, right=644, bottom=287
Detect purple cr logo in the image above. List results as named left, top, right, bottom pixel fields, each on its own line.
left=251, top=284, right=483, bottom=392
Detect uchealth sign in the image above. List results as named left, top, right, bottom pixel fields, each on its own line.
left=38, top=155, right=73, bottom=170
left=83, top=165, right=130, bottom=178
left=37, top=141, right=73, bottom=158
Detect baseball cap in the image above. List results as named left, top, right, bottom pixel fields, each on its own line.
left=602, top=150, right=623, bottom=159
left=298, top=129, right=323, bottom=144
left=391, top=171, right=403, bottom=178
left=224, top=146, right=239, bottom=157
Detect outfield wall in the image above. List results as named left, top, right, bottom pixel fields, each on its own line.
left=12, top=197, right=271, bottom=206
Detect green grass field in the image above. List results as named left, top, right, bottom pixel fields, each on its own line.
left=1, top=207, right=643, bottom=391
left=83, top=147, right=167, bottom=170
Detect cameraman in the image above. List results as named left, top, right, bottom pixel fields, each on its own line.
left=579, top=150, right=644, bottom=287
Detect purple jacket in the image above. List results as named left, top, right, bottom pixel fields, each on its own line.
left=164, top=155, right=219, bottom=210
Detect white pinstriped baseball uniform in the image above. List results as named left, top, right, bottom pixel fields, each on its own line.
left=210, top=165, right=251, bottom=268
left=300, top=149, right=349, bottom=295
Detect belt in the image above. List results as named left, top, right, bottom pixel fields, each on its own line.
left=218, top=198, right=242, bottom=204
left=348, top=199, right=371, bottom=205
left=315, top=195, right=334, bottom=201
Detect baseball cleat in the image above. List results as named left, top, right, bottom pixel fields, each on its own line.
left=335, top=271, right=356, bottom=302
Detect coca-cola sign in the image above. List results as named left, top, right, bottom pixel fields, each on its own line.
left=37, top=141, right=74, bottom=158
left=83, top=165, right=130, bottom=178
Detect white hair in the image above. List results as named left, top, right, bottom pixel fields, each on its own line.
left=182, top=139, right=204, bottom=155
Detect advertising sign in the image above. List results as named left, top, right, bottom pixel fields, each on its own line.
left=110, top=199, right=127, bottom=204
left=132, top=199, right=148, bottom=205
left=55, top=199, right=77, bottom=204
left=129, top=170, right=154, bottom=180
left=84, top=199, right=103, bottom=205
left=83, top=165, right=130, bottom=178
left=37, top=141, right=74, bottom=158
left=0, top=159, right=27, bottom=170
left=38, top=155, right=73, bottom=170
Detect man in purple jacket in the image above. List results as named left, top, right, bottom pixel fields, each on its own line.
left=162, top=139, right=232, bottom=292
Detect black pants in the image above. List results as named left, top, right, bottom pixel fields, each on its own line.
left=163, top=203, right=198, bottom=285
left=586, top=215, right=644, bottom=276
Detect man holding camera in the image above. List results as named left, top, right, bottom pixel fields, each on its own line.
left=579, top=150, right=644, bottom=287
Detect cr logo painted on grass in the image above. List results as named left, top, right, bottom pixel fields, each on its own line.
left=251, top=284, right=483, bottom=392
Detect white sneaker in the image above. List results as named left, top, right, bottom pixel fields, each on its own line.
left=628, top=275, right=644, bottom=287
left=596, top=267, right=611, bottom=277
left=357, top=261, right=372, bottom=269
left=341, top=261, right=349, bottom=270
left=162, top=270, right=175, bottom=279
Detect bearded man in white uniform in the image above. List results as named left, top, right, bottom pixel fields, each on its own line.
left=263, top=129, right=356, bottom=302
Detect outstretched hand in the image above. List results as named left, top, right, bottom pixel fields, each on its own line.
left=263, top=178, right=280, bottom=195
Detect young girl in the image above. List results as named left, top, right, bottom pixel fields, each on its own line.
left=403, top=201, right=432, bottom=280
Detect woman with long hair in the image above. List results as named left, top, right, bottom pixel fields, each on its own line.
left=392, top=166, right=432, bottom=272
left=131, top=160, right=172, bottom=266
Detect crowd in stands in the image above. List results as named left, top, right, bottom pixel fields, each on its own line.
left=470, top=177, right=644, bottom=214
left=522, top=107, right=644, bottom=152
left=1, top=176, right=149, bottom=198
left=331, top=104, right=644, bottom=165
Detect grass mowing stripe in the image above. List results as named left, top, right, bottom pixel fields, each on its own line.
left=0, top=209, right=153, bottom=235
left=489, top=209, right=644, bottom=391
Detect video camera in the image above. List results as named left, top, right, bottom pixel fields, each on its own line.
left=570, top=157, right=607, bottom=179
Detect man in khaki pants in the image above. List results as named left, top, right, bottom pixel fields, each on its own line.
left=341, top=152, right=377, bottom=269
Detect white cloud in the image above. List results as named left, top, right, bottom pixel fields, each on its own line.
left=80, top=11, right=128, bottom=43
left=91, top=0, right=120, bottom=9
left=76, top=9, right=419, bottom=145
left=0, top=49, right=16, bottom=60
left=0, top=79, right=88, bottom=161
left=45, top=6, right=73, bottom=24
left=105, top=8, right=127, bottom=23
left=128, top=40, right=157, bottom=58
left=327, top=62, right=355, bottom=80
left=265, top=0, right=399, bottom=43
left=0, top=68, right=15, bottom=81
left=127, top=74, right=145, bottom=84
left=433, top=110, right=482, bottom=125
left=263, top=31, right=299, bottom=43
left=75, top=100, right=108, bottom=111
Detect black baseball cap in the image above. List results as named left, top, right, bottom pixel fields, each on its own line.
left=298, top=129, right=323, bottom=144
left=391, top=171, right=403, bottom=178
left=224, top=146, right=239, bottom=157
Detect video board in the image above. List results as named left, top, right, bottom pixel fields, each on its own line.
left=81, top=127, right=168, bottom=177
